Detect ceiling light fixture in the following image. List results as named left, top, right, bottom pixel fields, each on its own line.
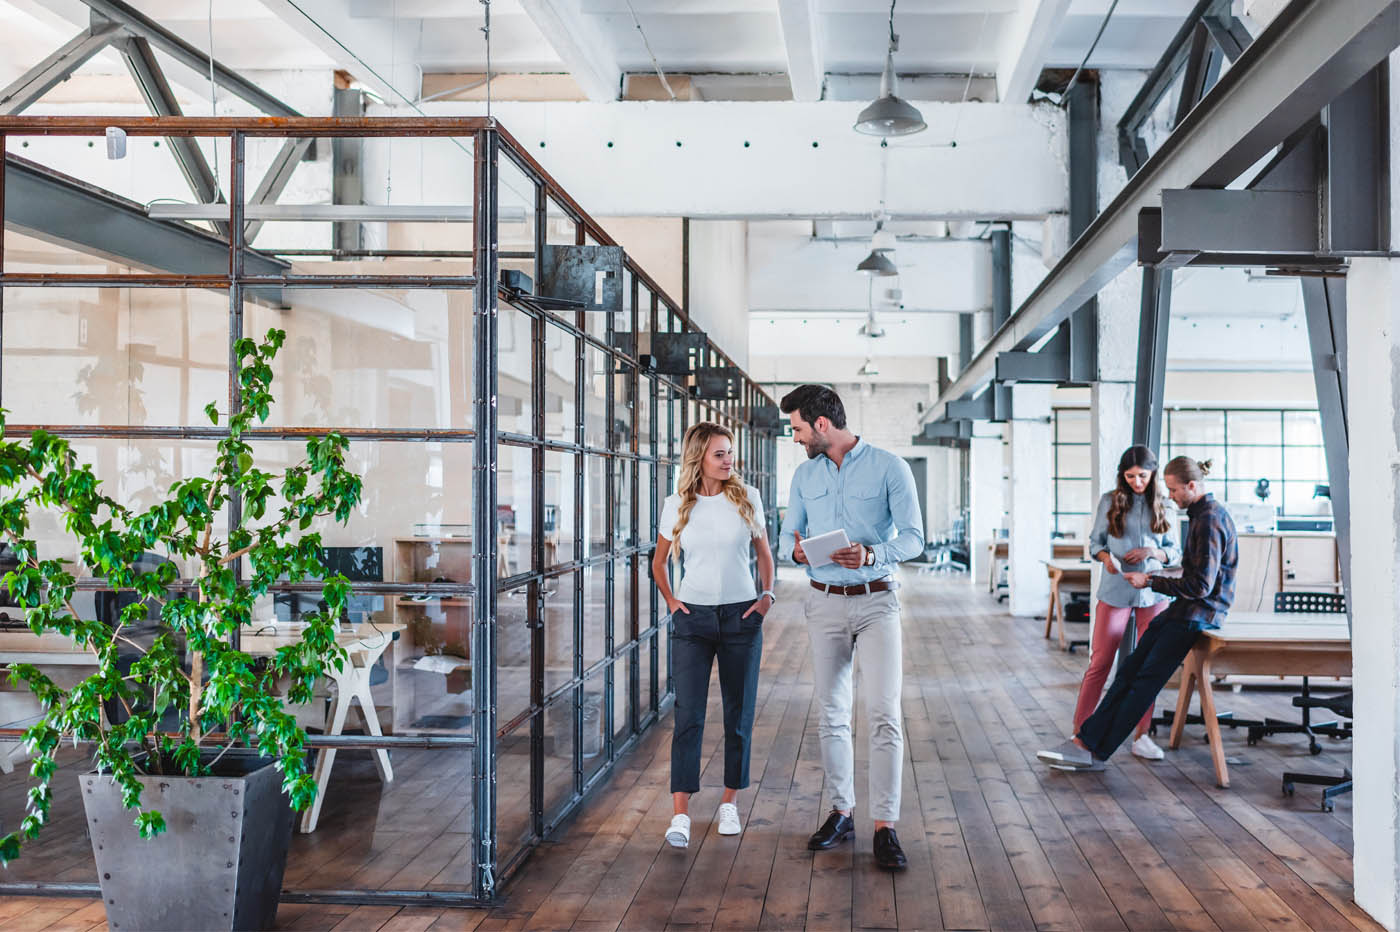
left=857, top=357, right=880, bottom=377
left=858, top=310, right=887, bottom=338
left=854, top=2, right=926, bottom=137
left=857, top=248, right=898, bottom=276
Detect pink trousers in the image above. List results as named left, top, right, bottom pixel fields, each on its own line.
left=1072, top=599, right=1171, bottom=736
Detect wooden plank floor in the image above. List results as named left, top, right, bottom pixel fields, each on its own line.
left=1, top=569, right=1374, bottom=931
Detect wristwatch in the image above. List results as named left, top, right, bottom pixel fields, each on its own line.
left=863, top=545, right=876, bottom=566
left=760, top=589, right=776, bottom=603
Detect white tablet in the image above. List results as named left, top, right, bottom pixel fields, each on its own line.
left=801, top=528, right=851, bottom=567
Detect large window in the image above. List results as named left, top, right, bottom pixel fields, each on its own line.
left=1164, top=408, right=1328, bottom=518
left=1052, top=408, right=1092, bottom=537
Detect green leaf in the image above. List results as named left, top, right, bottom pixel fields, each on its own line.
left=205, top=401, right=219, bottom=425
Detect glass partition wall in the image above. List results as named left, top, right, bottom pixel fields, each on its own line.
left=0, top=118, right=777, bottom=907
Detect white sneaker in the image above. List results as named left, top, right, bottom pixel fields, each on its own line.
left=665, top=813, right=691, bottom=848
left=717, top=802, right=741, bottom=836
left=1131, top=734, right=1165, bottom=760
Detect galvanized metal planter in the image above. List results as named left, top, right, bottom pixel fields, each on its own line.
left=80, top=750, right=294, bottom=932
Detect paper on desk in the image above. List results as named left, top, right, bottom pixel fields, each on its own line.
left=801, top=528, right=851, bottom=567
left=413, top=654, right=469, bottom=674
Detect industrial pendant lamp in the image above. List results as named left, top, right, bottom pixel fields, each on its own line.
left=854, top=3, right=926, bottom=137
left=856, top=248, right=898, bottom=275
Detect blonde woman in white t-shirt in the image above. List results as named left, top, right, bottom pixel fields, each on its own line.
left=652, top=421, right=774, bottom=849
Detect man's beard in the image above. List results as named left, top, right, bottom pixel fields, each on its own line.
left=803, top=436, right=830, bottom=460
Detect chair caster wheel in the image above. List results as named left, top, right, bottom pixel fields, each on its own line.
left=1322, top=800, right=1334, bottom=813
left=1282, top=782, right=1294, bottom=797
left=1309, top=742, right=1321, bottom=756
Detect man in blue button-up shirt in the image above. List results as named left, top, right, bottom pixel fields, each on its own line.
left=777, top=385, right=923, bottom=871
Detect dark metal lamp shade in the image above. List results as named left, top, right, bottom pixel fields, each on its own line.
left=857, top=249, right=898, bottom=276
left=854, top=49, right=927, bottom=137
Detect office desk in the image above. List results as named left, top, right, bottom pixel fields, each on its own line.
left=0, top=622, right=404, bottom=832
left=1044, top=559, right=1094, bottom=651
left=987, top=540, right=1086, bottom=593
left=1167, top=612, right=1350, bottom=788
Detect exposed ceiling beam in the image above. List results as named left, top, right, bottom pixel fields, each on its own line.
left=997, top=0, right=1073, bottom=104
left=514, top=0, right=620, bottom=103
left=926, top=0, right=1400, bottom=424
left=0, top=21, right=122, bottom=115
left=775, top=0, right=824, bottom=102
left=256, top=0, right=420, bottom=105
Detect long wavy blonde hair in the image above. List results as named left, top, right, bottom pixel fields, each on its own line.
left=669, top=421, right=761, bottom=560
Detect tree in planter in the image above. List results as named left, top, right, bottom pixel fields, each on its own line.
left=0, top=327, right=363, bottom=863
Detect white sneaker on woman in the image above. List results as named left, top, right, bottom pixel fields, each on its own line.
left=717, top=802, right=741, bottom=836
left=666, top=813, right=691, bottom=848
left=1131, top=734, right=1165, bottom=760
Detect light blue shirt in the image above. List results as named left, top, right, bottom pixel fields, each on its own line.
left=779, top=438, right=925, bottom=585
left=1088, top=490, right=1180, bottom=608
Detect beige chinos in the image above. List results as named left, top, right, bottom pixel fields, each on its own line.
left=803, top=585, right=903, bottom=822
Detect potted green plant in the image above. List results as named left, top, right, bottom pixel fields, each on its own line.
left=0, top=328, right=363, bottom=931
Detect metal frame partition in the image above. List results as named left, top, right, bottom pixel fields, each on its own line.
left=0, top=116, right=778, bottom=908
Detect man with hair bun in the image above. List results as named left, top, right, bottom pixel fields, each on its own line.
left=1038, top=456, right=1238, bottom=771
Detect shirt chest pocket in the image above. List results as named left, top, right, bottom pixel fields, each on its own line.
left=844, top=481, right=886, bottom=523
left=799, top=482, right=835, bottom=530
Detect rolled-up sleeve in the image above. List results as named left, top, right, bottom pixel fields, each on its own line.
left=872, top=456, right=925, bottom=565
left=1088, top=493, right=1112, bottom=559
left=778, top=474, right=805, bottom=562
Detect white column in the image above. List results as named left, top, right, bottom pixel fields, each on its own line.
left=1008, top=384, right=1053, bottom=616
left=968, top=427, right=1006, bottom=584
left=1347, top=256, right=1400, bottom=932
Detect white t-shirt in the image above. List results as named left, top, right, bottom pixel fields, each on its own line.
left=659, top=485, right=764, bottom=605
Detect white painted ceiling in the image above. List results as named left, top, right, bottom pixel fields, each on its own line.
left=2, top=0, right=1206, bottom=99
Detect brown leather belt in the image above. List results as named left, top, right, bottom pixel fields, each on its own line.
left=810, top=579, right=899, bottom=597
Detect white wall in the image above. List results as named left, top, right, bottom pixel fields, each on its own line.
left=686, top=220, right=750, bottom=368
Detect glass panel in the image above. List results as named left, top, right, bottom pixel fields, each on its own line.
left=1284, top=444, right=1328, bottom=483
left=544, top=450, right=576, bottom=567
left=499, top=302, right=535, bottom=436
left=1054, top=409, right=1090, bottom=444
left=613, top=645, right=635, bottom=744
left=543, top=570, right=577, bottom=694
left=1224, top=480, right=1264, bottom=505
left=584, top=343, right=609, bottom=449
left=1282, top=481, right=1330, bottom=517
left=498, top=582, right=532, bottom=727
left=1, top=286, right=228, bottom=427
left=639, top=375, right=656, bottom=457
left=544, top=321, right=578, bottom=444
left=585, top=455, right=608, bottom=558
left=498, top=152, right=538, bottom=281
left=245, top=287, right=473, bottom=430
left=1284, top=411, right=1323, bottom=446
left=1169, top=410, right=1226, bottom=445
left=498, top=443, right=534, bottom=578
left=495, top=717, right=533, bottom=870
left=1055, top=479, right=1092, bottom=518
left=1055, top=444, right=1091, bottom=480
left=1227, top=410, right=1281, bottom=445
left=641, top=461, right=657, bottom=540
left=615, top=460, right=635, bottom=548
left=614, top=557, right=635, bottom=649
left=614, top=363, right=636, bottom=452
left=244, top=135, right=475, bottom=276
left=543, top=692, right=576, bottom=820
left=582, top=669, right=608, bottom=782
left=1165, top=444, right=1226, bottom=477
left=640, top=632, right=655, bottom=716
left=582, top=563, right=607, bottom=672
left=1230, top=447, right=1282, bottom=484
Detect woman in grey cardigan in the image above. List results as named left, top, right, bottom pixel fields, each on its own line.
left=1073, top=445, right=1180, bottom=760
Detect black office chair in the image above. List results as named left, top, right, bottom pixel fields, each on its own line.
left=1247, top=591, right=1350, bottom=754
left=94, top=552, right=181, bottom=728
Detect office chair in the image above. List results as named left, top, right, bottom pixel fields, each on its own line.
left=1247, top=591, right=1350, bottom=754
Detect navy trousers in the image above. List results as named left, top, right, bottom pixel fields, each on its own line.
left=670, top=600, right=764, bottom=794
left=1077, top=610, right=1202, bottom=761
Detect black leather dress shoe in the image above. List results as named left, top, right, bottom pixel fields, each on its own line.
left=807, top=810, right=854, bottom=850
left=874, top=827, right=908, bottom=871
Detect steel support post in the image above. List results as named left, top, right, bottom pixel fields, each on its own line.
left=472, top=128, right=501, bottom=900
left=1132, top=267, right=1171, bottom=450
left=958, top=313, right=974, bottom=372
left=989, top=230, right=1011, bottom=333
left=1299, top=276, right=1353, bottom=623
left=331, top=87, right=366, bottom=255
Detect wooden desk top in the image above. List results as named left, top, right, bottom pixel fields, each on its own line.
left=1046, top=558, right=1095, bottom=572
left=0, top=623, right=406, bottom=663
left=1206, top=612, right=1349, bottom=644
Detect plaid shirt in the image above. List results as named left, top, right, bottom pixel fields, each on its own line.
left=1149, top=494, right=1237, bottom=631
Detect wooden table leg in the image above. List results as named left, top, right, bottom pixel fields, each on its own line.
left=988, top=543, right=996, bottom=593
left=1168, top=650, right=1200, bottom=751
left=1195, top=655, right=1230, bottom=788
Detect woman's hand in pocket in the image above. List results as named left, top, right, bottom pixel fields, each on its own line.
left=743, top=594, right=773, bottom=620
left=667, top=598, right=690, bottom=615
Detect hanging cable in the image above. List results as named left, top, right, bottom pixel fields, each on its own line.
left=207, top=0, right=220, bottom=196
left=947, top=7, right=990, bottom=146
left=1060, top=0, right=1121, bottom=105
left=481, top=0, right=492, bottom=119
left=627, top=0, right=674, bottom=99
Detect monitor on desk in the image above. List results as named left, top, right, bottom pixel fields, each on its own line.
left=274, top=546, right=384, bottom=624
